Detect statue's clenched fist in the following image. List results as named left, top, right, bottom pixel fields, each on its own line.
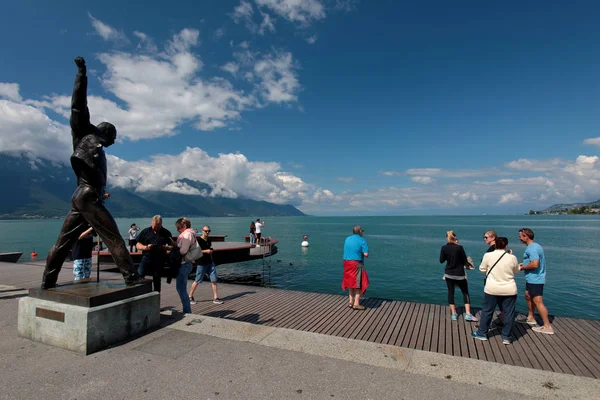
left=74, top=56, right=86, bottom=69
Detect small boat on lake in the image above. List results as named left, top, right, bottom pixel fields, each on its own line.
left=0, top=252, right=23, bottom=263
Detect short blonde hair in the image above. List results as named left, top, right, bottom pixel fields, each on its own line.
left=446, top=230, right=458, bottom=244
left=152, top=215, right=162, bottom=223
left=485, top=230, right=497, bottom=240
left=176, top=217, right=191, bottom=229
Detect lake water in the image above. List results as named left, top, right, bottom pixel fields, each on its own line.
left=2, top=215, right=599, bottom=320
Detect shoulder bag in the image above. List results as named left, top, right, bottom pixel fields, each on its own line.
left=183, top=239, right=203, bottom=263
left=483, top=251, right=507, bottom=286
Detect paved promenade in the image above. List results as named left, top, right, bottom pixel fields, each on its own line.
left=1, top=261, right=599, bottom=399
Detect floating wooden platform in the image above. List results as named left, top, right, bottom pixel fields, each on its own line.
left=93, top=237, right=278, bottom=266
left=2, top=261, right=599, bottom=379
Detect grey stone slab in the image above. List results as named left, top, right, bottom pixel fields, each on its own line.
left=133, top=329, right=213, bottom=359
left=18, top=292, right=160, bottom=354
left=29, top=279, right=152, bottom=307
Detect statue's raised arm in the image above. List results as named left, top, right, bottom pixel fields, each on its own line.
left=70, top=56, right=91, bottom=145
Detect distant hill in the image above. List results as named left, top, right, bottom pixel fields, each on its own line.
left=0, top=154, right=304, bottom=219
left=533, top=199, right=600, bottom=214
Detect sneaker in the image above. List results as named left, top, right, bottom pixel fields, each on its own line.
left=517, top=317, right=538, bottom=326
left=451, top=313, right=457, bottom=321
left=464, top=313, right=479, bottom=322
left=212, top=298, right=224, bottom=304
left=189, top=296, right=197, bottom=305
left=256, top=244, right=260, bottom=248
left=502, top=339, right=512, bottom=345
left=532, top=326, right=554, bottom=335
left=471, top=332, right=488, bottom=341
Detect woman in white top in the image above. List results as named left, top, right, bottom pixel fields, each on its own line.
left=472, top=237, right=520, bottom=344
left=175, top=217, right=196, bottom=314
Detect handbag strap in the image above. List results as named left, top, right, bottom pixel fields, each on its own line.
left=486, top=251, right=507, bottom=279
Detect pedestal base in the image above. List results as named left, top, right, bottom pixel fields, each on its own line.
left=18, top=280, right=160, bottom=355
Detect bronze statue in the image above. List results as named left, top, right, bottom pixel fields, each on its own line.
left=41, top=57, right=146, bottom=289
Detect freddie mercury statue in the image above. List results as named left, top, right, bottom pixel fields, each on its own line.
left=41, top=57, right=146, bottom=289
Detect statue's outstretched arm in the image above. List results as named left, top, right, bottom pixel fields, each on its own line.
left=70, top=56, right=91, bottom=140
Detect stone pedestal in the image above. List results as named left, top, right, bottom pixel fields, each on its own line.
left=18, top=280, right=159, bottom=355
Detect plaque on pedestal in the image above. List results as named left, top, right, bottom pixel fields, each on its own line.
left=18, top=280, right=160, bottom=355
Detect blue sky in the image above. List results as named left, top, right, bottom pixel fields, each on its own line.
left=1, top=0, right=599, bottom=215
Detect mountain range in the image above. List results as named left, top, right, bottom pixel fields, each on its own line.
left=0, top=154, right=304, bottom=219
left=537, top=199, right=600, bottom=214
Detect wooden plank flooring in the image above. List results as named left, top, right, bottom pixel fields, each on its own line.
left=2, top=261, right=599, bottom=379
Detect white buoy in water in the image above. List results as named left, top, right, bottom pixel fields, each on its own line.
left=301, top=235, right=309, bottom=247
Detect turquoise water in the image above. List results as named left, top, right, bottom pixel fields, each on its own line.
left=2, top=215, right=599, bottom=320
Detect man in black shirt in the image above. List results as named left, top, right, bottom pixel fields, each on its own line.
left=136, top=215, right=173, bottom=293
left=188, top=225, right=223, bottom=305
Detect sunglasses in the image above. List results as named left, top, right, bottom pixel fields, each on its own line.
left=483, top=236, right=488, bottom=239
left=203, top=229, right=211, bottom=233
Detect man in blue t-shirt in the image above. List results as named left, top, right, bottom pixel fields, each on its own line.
left=342, top=225, right=370, bottom=310
left=517, top=228, right=553, bottom=335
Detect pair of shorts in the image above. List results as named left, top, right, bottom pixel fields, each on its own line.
left=526, top=283, right=544, bottom=297
left=73, top=258, right=92, bottom=280
left=195, top=263, right=217, bottom=283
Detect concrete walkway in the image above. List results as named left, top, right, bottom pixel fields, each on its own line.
left=1, top=285, right=598, bottom=400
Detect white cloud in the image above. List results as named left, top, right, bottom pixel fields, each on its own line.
left=379, top=170, right=402, bottom=176
left=35, top=27, right=301, bottom=140
left=306, top=35, right=317, bottom=44
left=505, top=158, right=566, bottom=172
left=0, top=83, right=22, bottom=101
left=0, top=92, right=70, bottom=163
left=253, top=51, right=300, bottom=103
left=221, top=62, right=240, bottom=76
left=133, top=31, right=158, bottom=53
left=498, top=192, right=523, bottom=204
left=584, top=137, right=600, bottom=147
left=411, top=176, right=435, bottom=184
left=105, top=147, right=340, bottom=207
left=214, top=28, right=225, bottom=40
left=255, top=0, right=325, bottom=25
left=405, top=168, right=492, bottom=179
left=88, top=13, right=129, bottom=44
left=334, top=0, right=358, bottom=12
left=259, top=11, right=276, bottom=34
left=161, top=181, right=203, bottom=196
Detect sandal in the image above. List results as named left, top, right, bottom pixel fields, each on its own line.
left=353, top=305, right=366, bottom=310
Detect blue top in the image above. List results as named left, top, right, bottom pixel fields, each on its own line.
left=523, top=242, right=546, bottom=284
left=343, top=234, right=369, bottom=262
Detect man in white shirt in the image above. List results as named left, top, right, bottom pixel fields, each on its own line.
left=254, top=218, right=265, bottom=247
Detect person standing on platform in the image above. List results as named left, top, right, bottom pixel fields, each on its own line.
left=484, top=230, right=497, bottom=253
left=483, top=229, right=504, bottom=327
left=472, top=237, right=520, bottom=344
left=136, top=215, right=173, bottom=293
left=128, top=223, right=140, bottom=253
left=342, top=225, right=369, bottom=310
left=189, top=225, right=223, bottom=305
left=72, top=225, right=96, bottom=281
left=254, top=218, right=265, bottom=247
left=249, top=221, right=256, bottom=245
left=175, top=217, right=195, bottom=314
left=440, top=230, right=478, bottom=322
left=517, top=228, right=554, bottom=334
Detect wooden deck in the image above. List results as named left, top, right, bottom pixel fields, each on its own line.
left=2, top=261, right=599, bottom=379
